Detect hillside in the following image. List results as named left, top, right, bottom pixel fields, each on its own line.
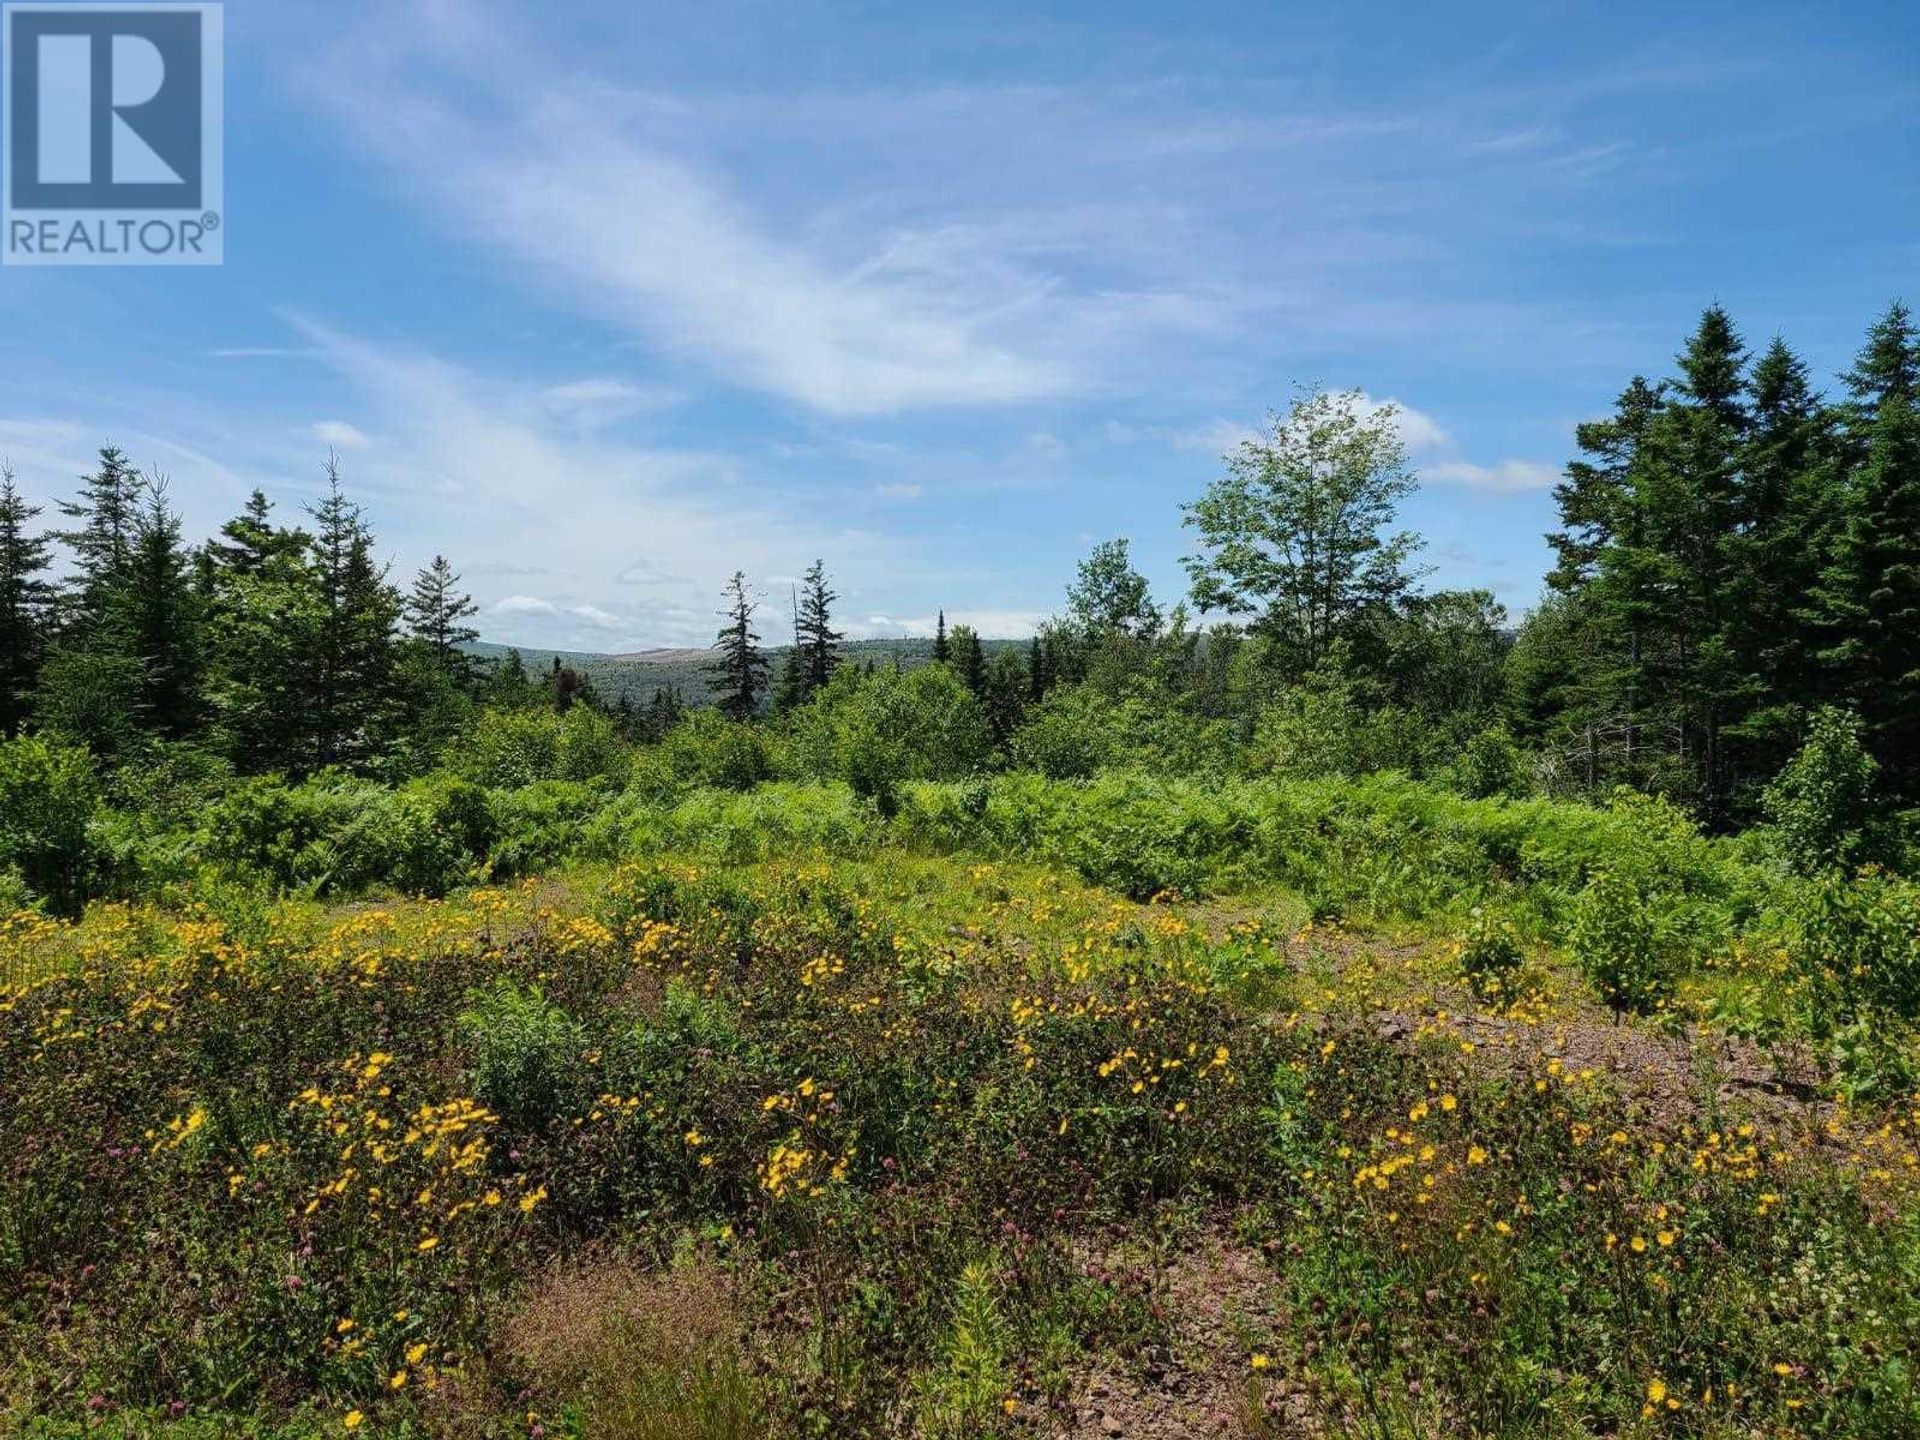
left=465, top=635, right=1028, bottom=708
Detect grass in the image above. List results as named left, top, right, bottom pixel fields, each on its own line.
left=3, top=841, right=1917, bottom=1437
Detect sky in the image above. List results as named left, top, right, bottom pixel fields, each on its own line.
left=1, top=0, right=1915, bottom=651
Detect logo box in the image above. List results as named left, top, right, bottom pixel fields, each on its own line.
left=4, top=2, right=222, bottom=265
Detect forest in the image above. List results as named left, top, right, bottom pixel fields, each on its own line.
left=3, top=303, right=1918, bottom=1438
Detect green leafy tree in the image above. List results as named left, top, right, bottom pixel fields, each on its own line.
left=1067, top=538, right=1159, bottom=639
left=1183, top=385, right=1423, bottom=673
left=0, top=731, right=100, bottom=913
left=948, top=623, right=986, bottom=696
left=1763, top=707, right=1877, bottom=876
left=705, top=571, right=769, bottom=721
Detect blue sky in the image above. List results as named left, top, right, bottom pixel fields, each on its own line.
left=2, top=0, right=1914, bottom=650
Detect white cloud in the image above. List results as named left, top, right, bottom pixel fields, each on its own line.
left=492, top=594, right=559, bottom=616
left=287, top=316, right=897, bottom=650
left=1422, top=458, right=1560, bottom=493
left=312, top=419, right=371, bottom=449
left=1358, top=395, right=1452, bottom=454
left=1173, top=418, right=1262, bottom=456
left=537, top=378, right=682, bottom=429
left=874, top=481, right=924, bottom=500
left=309, top=37, right=1077, bottom=414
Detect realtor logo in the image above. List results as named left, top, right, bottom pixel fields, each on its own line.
left=4, top=3, right=222, bottom=264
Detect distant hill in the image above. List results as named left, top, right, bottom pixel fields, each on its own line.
left=464, top=636, right=1026, bottom=708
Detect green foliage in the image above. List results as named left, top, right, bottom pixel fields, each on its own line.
left=453, top=705, right=628, bottom=789
left=630, top=708, right=772, bottom=797
left=1785, top=871, right=1920, bottom=1095
left=1456, top=906, right=1524, bottom=1000
left=0, top=733, right=99, bottom=913
left=1454, top=724, right=1533, bottom=800
left=785, top=664, right=990, bottom=812
left=458, top=979, right=587, bottom=1131
left=1763, top=706, right=1876, bottom=875
left=200, top=771, right=496, bottom=898
left=915, top=1258, right=1011, bottom=1439
left=1569, top=869, right=1672, bottom=1015
left=1244, top=676, right=1431, bottom=779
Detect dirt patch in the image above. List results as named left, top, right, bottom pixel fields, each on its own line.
left=1048, top=1233, right=1313, bottom=1440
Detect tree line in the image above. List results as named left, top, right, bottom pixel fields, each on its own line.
left=0, top=299, right=1912, bottom=828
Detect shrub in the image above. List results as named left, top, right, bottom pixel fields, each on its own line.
left=1569, top=870, right=1671, bottom=1016
left=1455, top=725, right=1533, bottom=800
left=629, top=710, right=773, bottom=799
left=0, top=733, right=101, bottom=914
left=455, top=706, right=629, bottom=789
left=1763, top=706, right=1877, bottom=876
left=1456, top=906, right=1524, bottom=1000
left=458, top=980, right=587, bottom=1131
left=786, top=665, right=991, bottom=811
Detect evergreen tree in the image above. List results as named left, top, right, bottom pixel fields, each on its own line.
left=53, top=446, right=143, bottom=632
left=208, top=489, right=304, bottom=576
left=0, top=466, right=54, bottom=734
left=1735, top=338, right=1834, bottom=754
left=932, top=609, right=950, bottom=664
left=306, top=457, right=401, bottom=768
left=1815, top=313, right=1920, bottom=791
left=113, top=483, right=204, bottom=738
left=403, top=554, right=480, bottom=681
left=797, top=559, right=843, bottom=694
left=706, top=571, right=769, bottom=720
left=1027, top=634, right=1050, bottom=703
left=981, top=647, right=1028, bottom=747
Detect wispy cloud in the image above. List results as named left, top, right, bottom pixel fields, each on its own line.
left=313, top=420, right=371, bottom=450
left=1422, top=458, right=1560, bottom=493
left=284, top=315, right=900, bottom=648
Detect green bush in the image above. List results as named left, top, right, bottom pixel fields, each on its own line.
left=629, top=710, right=773, bottom=799
left=1763, top=706, right=1877, bottom=876
left=1456, top=906, right=1524, bottom=1000
left=1454, top=725, right=1533, bottom=800
left=0, top=733, right=101, bottom=914
left=784, top=665, right=990, bottom=811
left=454, top=706, right=629, bottom=789
left=458, top=979, right=587, bottom=1131
left=1569, top=869, right=1672, bottom=1016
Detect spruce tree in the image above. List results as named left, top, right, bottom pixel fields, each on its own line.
left=306, top=457, right=401, bottom=768
left=1027, top=635, right=1049, bottom=703
left=797, top=559, right=843, bottom=694
left=0, top=465, right=54, bottom=734
left=53, top=446, right=143, bottom=632
left=403, top=554, right=480, bottom=680
left=1815, top=313, right=1920, bottom=791
left=932, top=609, right=950, bottom=663
left=208, top=489, right=303, bottom=576
left=113, top=483, right=204, bottom=738
left=705, top=571, right=769, bottom=720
